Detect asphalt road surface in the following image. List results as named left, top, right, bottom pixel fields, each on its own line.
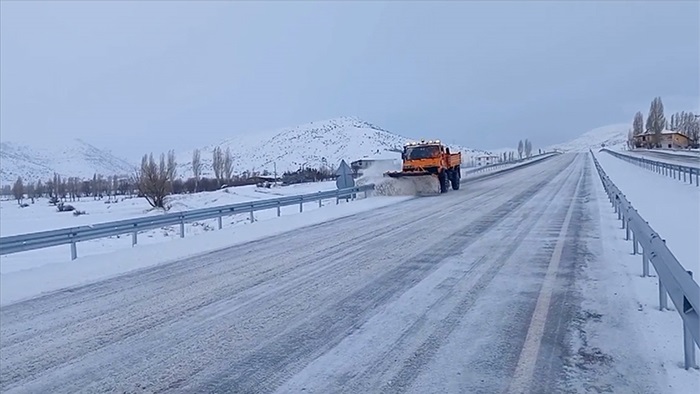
left=0, top=153, right=659, bottom=393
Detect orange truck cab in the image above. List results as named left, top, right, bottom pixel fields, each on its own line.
left=385, top=140, right=462, bottom=193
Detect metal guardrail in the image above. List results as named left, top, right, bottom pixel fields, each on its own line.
left=0, top=184, right=375, bottom=260
left=602, top=148, right=699, bottom=187
left=591, top=150, right=699, bottom=369
left=463, top=151, right=559, bottom=175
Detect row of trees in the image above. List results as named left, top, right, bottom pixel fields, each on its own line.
left=517, top=139, right=534, bottom=159
left=134, top=147, right=334, bottom=209
left=627, top=96, right=699, bottom=149
left=7, top=172, right=135, bottom=205
left=5, top=145, right=336, bottom=209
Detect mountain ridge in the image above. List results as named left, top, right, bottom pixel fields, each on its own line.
left=173, top=116, right=485, bottom=178
left=1, top=116, right=486, bottom=185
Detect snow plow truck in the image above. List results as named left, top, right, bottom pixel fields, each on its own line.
left=384, top=139, right=462, bottom=193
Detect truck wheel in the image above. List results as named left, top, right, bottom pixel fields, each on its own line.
left=451, top=170, right=460, bottom=190
left=439, top=171, right=449, bottom=193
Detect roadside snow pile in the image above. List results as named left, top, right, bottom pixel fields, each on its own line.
left=356, top=161, right=439, bottom=196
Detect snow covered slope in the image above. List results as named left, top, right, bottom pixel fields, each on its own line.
left=1, top=117, right=483, bottom=185
left=0, top=139, right=136, bottom=186
left=176, top=116, right=484, bottom=178
left=548, top=123, right=631, bottom=152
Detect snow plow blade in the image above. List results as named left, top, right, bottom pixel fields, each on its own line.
left=384, top=171, right=433, bottom=178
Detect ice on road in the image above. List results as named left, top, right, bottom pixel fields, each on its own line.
left=0, top=153, right=669, bottom=393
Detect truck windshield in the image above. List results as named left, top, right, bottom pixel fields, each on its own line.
left=405, top=145, right=440, bottom=160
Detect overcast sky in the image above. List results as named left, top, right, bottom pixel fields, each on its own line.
left=1, top=1, right=698, bottom=160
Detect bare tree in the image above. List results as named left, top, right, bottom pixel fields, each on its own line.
left=167, top=149, right=177, bottom=193
left=25, top=182, right=36, bottom=203
left=212, top=146, right=224, bottom=186
left=35, top=180, right=44, bottom=198
left=223, top=147, right=234, bottom=184
left=46, top=178, right=55, bottom=198
left=517, top=140, right=524, bottom=159
left=633, top=111, right=644, bottom=136
left=137, top=152, right=175, bottom=209
left=627, top=129, right=634, bottom=149
left=12, top=176, right=24, bottom=205
left=59, top=177, right=67, bottom=201
left=524, top=139, right=532, bottom=158
left=192, top=148, right=202, bottom=193
left=646, top=96, right=666, bottom=147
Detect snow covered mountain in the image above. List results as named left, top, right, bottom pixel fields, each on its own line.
left=176, top=116, right=485, bottom=178
left=0, top=139, right=136, bottom=186
left=0, top=117, right=484, bottom=185
left=547, top=123, right=631, bottom=153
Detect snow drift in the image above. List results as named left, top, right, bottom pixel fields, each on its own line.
left=356, top=161, right=440, bottom=196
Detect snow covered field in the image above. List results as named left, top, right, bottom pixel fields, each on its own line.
left=0, top=180, right=412, bottom=281
left=594, top=151, right=699, bottom=275
left=0, top=180, right=340, bottom=237
left=586, top=154, right=699, bottom=392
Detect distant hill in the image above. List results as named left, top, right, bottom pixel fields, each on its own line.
left=0, top=139, right=136, bottom=186
left=1, top=117, right=483, bottom=186
left=174, top=116, right=484, bottom=178
left=547, top=123, right=631, bottom=152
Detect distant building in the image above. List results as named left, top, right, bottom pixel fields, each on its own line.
left=474, top=154, right=500, bottom=166
left=633, top=131, right=690, bottom=149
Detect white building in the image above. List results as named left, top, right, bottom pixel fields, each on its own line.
left=474, top=154, right=500, bottom=166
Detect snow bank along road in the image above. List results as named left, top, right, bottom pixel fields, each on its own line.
left=624, top=149, right=700, bottom=168
left=0, top=153, right=664, bottom=393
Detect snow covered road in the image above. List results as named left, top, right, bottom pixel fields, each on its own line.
left=0, top=153, right=668, bottom=393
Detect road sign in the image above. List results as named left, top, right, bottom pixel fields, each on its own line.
left=336, top=159, right=355, bottom=189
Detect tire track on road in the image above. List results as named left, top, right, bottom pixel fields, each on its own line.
left=191, top=160, right=579, bottom=393
left=0, top=154, right=579, bottom=394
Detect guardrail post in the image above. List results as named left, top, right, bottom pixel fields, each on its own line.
left=277, top=201, right=281, bottom=217
left=132, top=227, right=138, bottom=246
left=249, top=209, right=254, bottom=223
left=659, top=279, right=668, bottom=310
left=642, top=247, right=650, bottom=277
left=633, top=231, right=639, bottom=255
left=70, top=235, right=77, bottom=260
left=624, top=217, right=630, bottom=240
left=180, top=217, right=185, bottom=238
left=218, top=215, right=223, bottom=230
left=318, top=192, right=322, bottom=208
left=684, top=270, right=697, bottom=370
left=299, top=199, right=303, bottom=213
